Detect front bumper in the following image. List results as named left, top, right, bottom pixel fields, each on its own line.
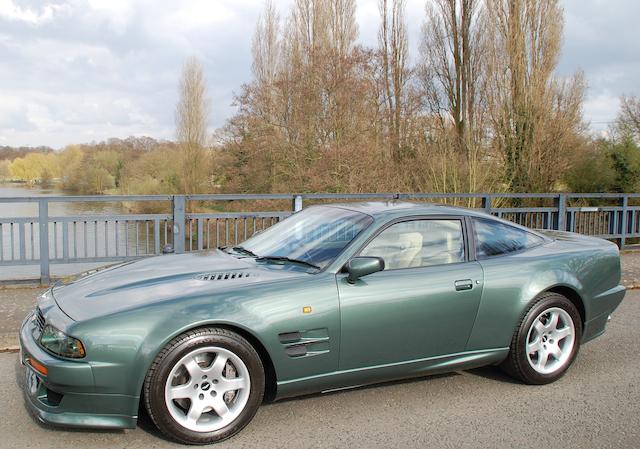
left=19, top=312, right=138, bottom=429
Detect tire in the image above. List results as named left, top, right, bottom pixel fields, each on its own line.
left=501, top=292, right=582, bottom=385
left=143, top=328, right=265, bottom=445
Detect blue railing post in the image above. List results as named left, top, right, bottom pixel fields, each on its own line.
left=554, top=194, right=567, bottom=231
left=620, top=196, right=628, bottom=248
left=481, top=195, right=492, bottom=213
left=173, top=195, right=186, bottom=253
left=38, top=199, right=50, bottom=285
left=292, top=195, right=303, bottom=212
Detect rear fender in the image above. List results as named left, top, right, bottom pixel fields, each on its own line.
left=465, top=260, right=585, bottom=351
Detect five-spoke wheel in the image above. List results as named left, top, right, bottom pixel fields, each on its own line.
left=502, top=292, right=582, bottom=384
left=164, top=346, right=251, bottom=432
left=525, top=307, right=575, bottom=375
left=144, top=328, right=264, bottom=445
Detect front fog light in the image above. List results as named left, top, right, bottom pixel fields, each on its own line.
left=40, top=325, right=86, bottom=359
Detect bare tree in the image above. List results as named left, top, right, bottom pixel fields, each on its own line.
left=328, top=0, right=358, bottom=59
left=176, top=57, right=210, bottom=194
left=379, top=0, right=409, bottom=159
left=223, top=0, right=589, bottom=196
left=616, top=95, right=640, bottom=142
left=290, top=0, right=329, bottom=65
left=282, top=0, right=363, bottom=181
left=418, top=0, right=491, bottom=195
left=252, top=0, right=281, bottom=84
left=485, top=0, right=585, bottom=192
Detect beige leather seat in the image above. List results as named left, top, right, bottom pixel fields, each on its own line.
left=393, top=232, right=423, bottom=268
left=422, top=229, right=460, bottom=265
left=362, top=231, right=423, bottom=269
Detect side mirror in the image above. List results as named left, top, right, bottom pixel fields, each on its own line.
left=346, top=257, right=385, bottom=283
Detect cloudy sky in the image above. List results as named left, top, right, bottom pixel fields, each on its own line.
left=0, top=0, right=638, bottom=148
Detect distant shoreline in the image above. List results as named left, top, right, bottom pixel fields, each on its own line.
left=0, top=179, right=61, bottom=187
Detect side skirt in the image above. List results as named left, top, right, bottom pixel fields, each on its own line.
left=274, top=347, right=509, bottom=400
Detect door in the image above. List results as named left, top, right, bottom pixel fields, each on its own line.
left=337, top=218, right=484, bottom=370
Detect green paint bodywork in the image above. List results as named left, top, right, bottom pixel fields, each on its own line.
left=19, top=202, right=626, bottom=429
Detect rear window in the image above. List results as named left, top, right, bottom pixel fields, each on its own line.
left=473, top=218, right=544, bottom=259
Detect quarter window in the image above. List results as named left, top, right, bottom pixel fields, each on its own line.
left=473, top=218, right=544, bottom=259
left=360, top=219, right=465, bottom=270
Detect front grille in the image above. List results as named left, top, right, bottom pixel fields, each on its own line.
left=34, top=308, right=45, bottom=332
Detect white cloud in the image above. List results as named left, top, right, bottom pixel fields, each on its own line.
left=168, top=0, right=235, bottom=30
left=0, top=89, right=172, bottom=147
left=0, top=0, right=69, bottom=25
left=560, top=0, right=640, bottom=127
left=584, top=92, right=620, bottom=129
left=0, top=0, right=638, bottom=148
left=85, top=0, right=136, bottom=33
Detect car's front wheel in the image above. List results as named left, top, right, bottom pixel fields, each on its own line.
left=144, top=328, right=265, bottom=445
left=502, top=292, right=582, bottom=384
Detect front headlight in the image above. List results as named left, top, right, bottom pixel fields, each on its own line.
left=40, top=325, right=86, bottom=359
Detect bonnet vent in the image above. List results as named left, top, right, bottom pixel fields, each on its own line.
left=195, top=272, right=252, bottom=281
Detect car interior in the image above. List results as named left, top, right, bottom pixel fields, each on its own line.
left=361, top=220, right=465, bottom=269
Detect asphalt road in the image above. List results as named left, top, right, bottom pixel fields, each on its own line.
left=1, top=293, right=639, bottom=449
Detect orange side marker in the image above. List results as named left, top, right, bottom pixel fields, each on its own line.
left=27, top=358, right=48, bottom=376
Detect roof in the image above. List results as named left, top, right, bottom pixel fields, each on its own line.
left=322, top=201, right=491, bottom=219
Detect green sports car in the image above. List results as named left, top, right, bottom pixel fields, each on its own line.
left=20, top=202, right=625, bottom=444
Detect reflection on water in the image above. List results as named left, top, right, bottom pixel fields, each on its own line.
left=0, top=183, right=284, bottom=280
left=0, top=182, right=125, bottom=217
left=0, top=183, right=168, bottom=278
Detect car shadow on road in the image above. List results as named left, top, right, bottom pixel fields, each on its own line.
left=273, top=365, right=522, bottom=406
left=13, top=357, right=520, bottom=444
left=134, top=373, right=470, bottom=443
left=464, top=365, right=523, bottom=384
left=132, top=372, right=469, bottom=443
left=135, top=406, right=166, bottom=439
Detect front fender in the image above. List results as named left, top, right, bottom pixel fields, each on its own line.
left=74, top=273, right=341, bottom=401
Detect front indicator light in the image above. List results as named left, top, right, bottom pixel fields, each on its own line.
left=39, top=325, right=86, bottom=359
left=27, top=357, right=48, bottom=376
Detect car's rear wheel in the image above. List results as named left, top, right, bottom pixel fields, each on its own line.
left=144, top=328, right=264, bottom=445
left=501, top=292, right=582, bottom=384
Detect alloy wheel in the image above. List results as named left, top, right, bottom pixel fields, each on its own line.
left=164, top=346, right=251, bottom=432
left=525, top=307, right=576, bottom=375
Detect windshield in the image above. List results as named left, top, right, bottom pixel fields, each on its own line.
left=238, top=206, right=373, bottom=270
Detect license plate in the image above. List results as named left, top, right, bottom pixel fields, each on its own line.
left=25, top=368, right=40, bottom=396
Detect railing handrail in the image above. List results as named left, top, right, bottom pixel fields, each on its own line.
left=0, top=194, right=173, bottom=203
left=1, top=192, right=640, bottom=203
left=0, top=192, right=638, bottom=285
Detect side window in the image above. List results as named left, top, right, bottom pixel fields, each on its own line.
left=473, top=218, right=544, bottom=259
left=360, top=219, right=465, bottom=270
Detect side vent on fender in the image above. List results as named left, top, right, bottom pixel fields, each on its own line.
left=194, top=272, right=252, bottom=281
left=278, top=328, right=330, bottom=358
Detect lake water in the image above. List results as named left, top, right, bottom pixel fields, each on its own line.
left=0, top=183, right=279, bottom=282
left=0, top=183, right=146, bottom=282
left=0, top=182, right=125, bottom=217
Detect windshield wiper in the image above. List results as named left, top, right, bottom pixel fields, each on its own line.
left=231, top=246, right=259, bottom=258
left=256, top=256, right=320, bottom=270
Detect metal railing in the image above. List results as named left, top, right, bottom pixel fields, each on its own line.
left=0, top=192, right=638, bottom=284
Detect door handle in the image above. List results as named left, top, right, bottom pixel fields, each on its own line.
left=454, top=279, right=473, bottom=291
